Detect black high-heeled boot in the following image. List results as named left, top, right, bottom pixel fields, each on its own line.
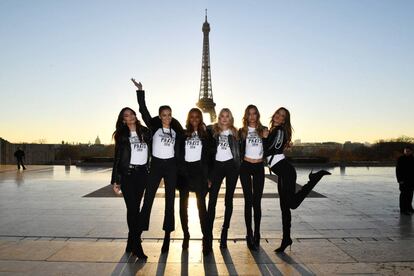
left=220, top=228, right=228, bottom=249
left=202, top=236, right=212, bottom=256
left=309, top=170, right=331, bottom=185
left=182, top=232, right=190, bottom=249
left=125, top=232, right=133, bottom=253
left=274, top=237, right=293, bottom=253
left=246, top=234, right=257, bottom=251
left=132, top=241, right=148, bottom=260
left=161, top=232, right=171, bottom=253
left=253, top=232, right=261, bottom=247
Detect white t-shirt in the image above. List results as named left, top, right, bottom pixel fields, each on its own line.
left=245, top=126, right=263, bottom=159
left=152, top=128, right=176, bottom=159
left=129, top=131, right=148, bottom=165
left=215, top=129, right=233, bottom=162
left=185, top=131, right=202, bottom=162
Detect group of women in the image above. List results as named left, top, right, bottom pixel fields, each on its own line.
left=110, top=79, right=330, bottom=260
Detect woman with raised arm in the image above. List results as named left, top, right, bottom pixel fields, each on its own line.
left=264, top=107, right=330, bottom=253
left=239, top=105, right=268, bottom=251
left=206, top=108, right=240, bottom=250
left=177, top=108, right=213, bottom=255
left=111, top=107, right=151, bottom=260
left=132, top=79, right=184, bottom=253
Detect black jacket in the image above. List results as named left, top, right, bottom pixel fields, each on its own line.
left=207, top=125, right=241, bottom=170
left=396, top=154, right=414, bottom=184
left=110, top=126, right=152, bottom=185
left=178, top=129, right=214, bottom=172
left=136, top=90, right=184, bottom=159
left=263, top=125, right=287, bottom=158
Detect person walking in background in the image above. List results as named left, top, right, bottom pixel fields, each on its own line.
left=133, top=78, right=184, bottom=253
left=111, top=107, right=151, bottom=260
left=207, top=108, right=240, bottom=250
left=396, top=146, right=414, bottom=215
left=239, top=105, right=268, bottom=251
left=264, top=107, right=330, bottom=253
left=14, top=147, right=26, bottom=170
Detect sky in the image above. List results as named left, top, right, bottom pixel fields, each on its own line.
left=1, top=0, right=413, bottom=144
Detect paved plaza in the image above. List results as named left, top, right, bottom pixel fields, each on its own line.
left=0, top=165, right=413, bottom=275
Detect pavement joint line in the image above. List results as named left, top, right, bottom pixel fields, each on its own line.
left=1, top=235, right=413, bottom=242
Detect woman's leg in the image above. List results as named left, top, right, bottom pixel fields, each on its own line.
left=179, top=186, right=190, bottom=235
left=162, top=160, right=177, bottom=232
left=140, top=160, right=163, bottom=231
left=222, top=161, right=239, bottom=230
left=207, top=162, right=226, bottom=234
left=240, top=161, right=254, bottom=236
left=252, top=163, right=265, bottom=241
left=121, top=171, right=140, bottom=251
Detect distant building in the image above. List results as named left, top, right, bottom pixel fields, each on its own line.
left=294, top=139, right=302, bottom=145
left=343, top=141, right=364, bottom=151
left=95, top=136, right=102, bottom=145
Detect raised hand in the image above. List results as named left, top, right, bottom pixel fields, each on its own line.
left=131, top=78, right=143, bottom=90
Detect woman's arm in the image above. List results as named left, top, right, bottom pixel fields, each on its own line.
left=132, top=78, right=153, bottom=129
left=110, top=140, right=122, bottom=193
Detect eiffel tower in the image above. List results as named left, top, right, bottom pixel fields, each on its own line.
left=196, top=9, right=217, bottom=122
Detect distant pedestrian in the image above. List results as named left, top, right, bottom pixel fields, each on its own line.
left=396, top=146, right=414, bottom=215
left=14, top=147, right=26, bottom=170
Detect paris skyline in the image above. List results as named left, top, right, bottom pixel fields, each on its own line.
left=1, top=0, right=413, bottom=145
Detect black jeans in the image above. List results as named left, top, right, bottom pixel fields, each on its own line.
left=120, top=166, right=147, bottom=249
left=17, top=159, right=26, bottom=170
left=141, top=157, right=177, bottom=232
left=207, top=160, right=239, bottom=235
left=270, top=159, right=317, bottom=239
left=240, top=160, right=265, bottom=236
left=399, top=182, right=414, bottom=212
left=178, top=161, right=208, bottom=237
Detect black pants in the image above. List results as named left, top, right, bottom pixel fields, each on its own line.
left=207, top=160, right=239, bottom=234
left=178, top=161, right=208, bottom=237
left=121, top=166, right=147, bottom=249
left=399, top=182, right=414, bottom=212
left=17, top=159, right=26, bottom=170
left=240, top=160, right=265, bottom=236
left=270, top=159, right=318, bottom=239
left=141, top=157, right=177, bottom=232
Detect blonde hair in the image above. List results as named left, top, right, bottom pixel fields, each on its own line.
left=212, top=108, right=238, bottom=138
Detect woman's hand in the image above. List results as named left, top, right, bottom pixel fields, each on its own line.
left=131, top=78, right=143, bottom=90
left=113, top=183, right=121, bottom=195
left=263, top=127, right=269, bottom=138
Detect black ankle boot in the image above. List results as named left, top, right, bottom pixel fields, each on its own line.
left=274, top=237, right=293, bottom=253
left=220, top=228, right=228, bottom=249
left=202, top=236, right=212, bottom=256
left=246, top=234, right=257, bottom=251
left=253, top=232, right=261, bottom=247
left=182, top=232, right=190, bottom=249
left=132, top=241, right=148, bottom=260
left=161, top=232, right=171, bottom=253
left=309, top=170, right=331, bottom=185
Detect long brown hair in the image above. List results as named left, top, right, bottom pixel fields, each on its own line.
left=241, top=104, right=265, bottom=139
left=185, top=108, right=207, bottom=138
left=269, top=107, right=292, bottom=145
left=212, top=108, right=238, bottom=138
left=112, top=107, right=143, bottom=142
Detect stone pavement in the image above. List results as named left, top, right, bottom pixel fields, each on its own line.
left=0, top=165, right=413, bottom=275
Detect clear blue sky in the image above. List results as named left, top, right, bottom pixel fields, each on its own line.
left=1, top=0, right=413, bottom=144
